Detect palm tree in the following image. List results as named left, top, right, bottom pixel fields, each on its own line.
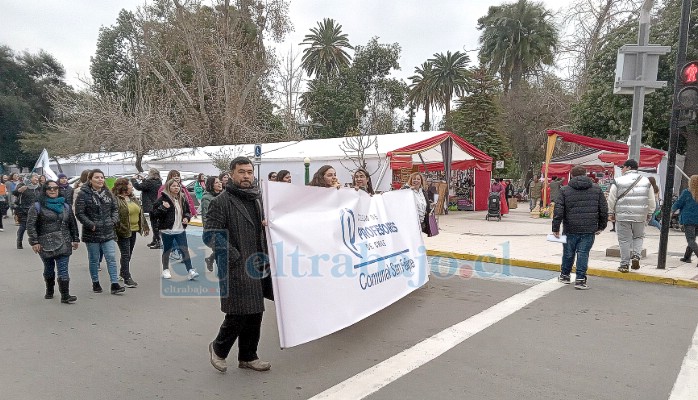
left=300, top=18, right=353, bottom=80
left=477, top=0, right=558, bottom=92
left=429, top=51, right=471, bottom=125
left=407, top=61, right=436, bottom=131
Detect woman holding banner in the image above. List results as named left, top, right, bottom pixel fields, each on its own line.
left=276, top=170, right=292, bottom=183
left=309, top=165, right=341, bottom=189
left=352, top=168, right=374, bottom=195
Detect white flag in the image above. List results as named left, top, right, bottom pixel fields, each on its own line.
left=33, top=148, right=58, bottom=181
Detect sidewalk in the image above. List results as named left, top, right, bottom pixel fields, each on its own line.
left=424, top=203, right=698, bottom=288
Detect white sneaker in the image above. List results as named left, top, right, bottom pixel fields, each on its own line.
left=188, top=269, right=199, bottom=280
left=0, top=228, right=4, bottom=232
left=162, top=269, right=172, bottom=279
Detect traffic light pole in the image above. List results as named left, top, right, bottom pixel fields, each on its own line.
left=657, top=0, right=692, bottom=269
left=627, top=0, right=654, bottom=161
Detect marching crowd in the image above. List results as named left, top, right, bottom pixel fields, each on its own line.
left=0, top=158, right=437, bottom=373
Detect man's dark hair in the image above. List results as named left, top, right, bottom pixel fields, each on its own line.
left=571, top=166, right=587, bottom=177
left=230, top=157, right=252, bottom=170
left=623, top=159, right=639, bottom=170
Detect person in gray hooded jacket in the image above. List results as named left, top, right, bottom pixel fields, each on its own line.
left=607, top=159, right=655, bottom=273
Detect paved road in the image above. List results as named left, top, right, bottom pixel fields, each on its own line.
left=2, top=223, right=698, bottom=399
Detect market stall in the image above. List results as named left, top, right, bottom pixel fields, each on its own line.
left=387, top=132, right=492, bottom=212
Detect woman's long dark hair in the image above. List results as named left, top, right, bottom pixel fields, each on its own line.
left=276, top=170, right=291, bottom=182
left=309, top=165, right=335, bottom=187
left=353, top=168, right=374, bottom=194
left=87, top=169, right=111, bottom=193
left=205, top=176, right=219, bottom=194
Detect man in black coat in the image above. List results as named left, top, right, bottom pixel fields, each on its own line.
left=131, top=168, right=162, bottom=248
left=552, top=165, right=608, bottom=290
left=204, top=157, right=271, bottom=373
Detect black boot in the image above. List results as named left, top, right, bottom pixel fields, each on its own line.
left=58, top=279, right=77, bottom=303
left=680, top=247, right=693, bottom=263
left=111, top=283, right=125, bottom=294
left=44, top=278, right=55, bottom=299
left=17, top=240, right=23, bottom=249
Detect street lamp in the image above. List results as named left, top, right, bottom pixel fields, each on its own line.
left=304, top=157, right=311, bottom=185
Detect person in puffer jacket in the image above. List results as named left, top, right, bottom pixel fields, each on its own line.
left=552, top=166, right=608, bottom=289
left=607, top=159, right=655, bottom=273
left=74, top=169, right=125, bottom=295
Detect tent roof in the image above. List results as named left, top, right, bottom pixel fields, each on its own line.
left=387, top=132, right=492, bottom=163
left=550, top=148, right=609, bottom=166
left=547, top=130, right=665, bottom=160
left=55, top=131, right=448, bottom=164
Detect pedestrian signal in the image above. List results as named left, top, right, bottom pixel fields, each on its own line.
left=678, top=61, right=698, bottom=110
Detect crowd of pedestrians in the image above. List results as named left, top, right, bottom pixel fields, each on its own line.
left=4, top=156, right=696, bottom=378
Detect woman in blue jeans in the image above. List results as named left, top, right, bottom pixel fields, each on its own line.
left=74, top=169, right=125, bottom=295
left=647, top=177, right=662, bottom=230
left=151, top=178, right=199, bottom=281
left=673, top=175, right=698, bottom=266
left=113, top=178, right=150, bottom=288
left=27, top=180, right=80, bottom=303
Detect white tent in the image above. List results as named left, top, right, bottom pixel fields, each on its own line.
left=52, top=131, right=448, bottom=192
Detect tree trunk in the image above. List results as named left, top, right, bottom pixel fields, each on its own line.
left=135, top=151, right=144, bottom=173
left=423, top=100, right=431, bottom=131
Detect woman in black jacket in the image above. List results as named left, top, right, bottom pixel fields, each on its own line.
left=152, top=178, right=198, bottom=280
left=13, top=173, right=42, bottom=249
left=74, top=169, right=125, bottom=295
left=27, top=181, right=80, bottom=303
left=131, top=168, right=162, bottom=248
left=57, top=173, right=74, bottom=206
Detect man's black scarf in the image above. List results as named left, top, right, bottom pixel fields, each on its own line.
left=226, top=181, right=260, bottom=201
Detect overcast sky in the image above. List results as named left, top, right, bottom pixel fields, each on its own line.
left=0, top=0, right=575, bottom=88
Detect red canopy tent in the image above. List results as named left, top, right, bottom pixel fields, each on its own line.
left=543, top=130, right=666, bottom=204
left=387, top=132, right=493, bottom=211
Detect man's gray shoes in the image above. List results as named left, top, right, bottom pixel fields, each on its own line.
left=209, top=342, right=227, bottom=373
left=239, top=359, right=271, bottom=371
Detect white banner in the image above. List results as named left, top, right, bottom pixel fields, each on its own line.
left=33, top=148, right=58, bottom=181
left=262, top=182, right=429, bottom=348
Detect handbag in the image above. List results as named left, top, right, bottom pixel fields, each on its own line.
left=426, top=212, right=439, bottom=237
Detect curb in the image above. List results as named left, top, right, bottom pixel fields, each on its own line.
left=426, top=250, right=698, bottom=289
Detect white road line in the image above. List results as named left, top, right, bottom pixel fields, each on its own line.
left=669, top=321, right=698, bottom=399
left=308, top=277, right=565, bottom=400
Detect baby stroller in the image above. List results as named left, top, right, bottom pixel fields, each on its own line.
left=486, top=192, right=501, bottom=221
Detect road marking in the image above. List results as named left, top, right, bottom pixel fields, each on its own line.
left=669, top=321, right=698, bottom=400
left=308, top=277, right=564, bottom=400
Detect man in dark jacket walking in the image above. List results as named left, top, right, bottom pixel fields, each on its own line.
left=204, top=157, right=271, bottom=373
left=552, top=166, right=608, bottom=289
left=131, top=168, right=162, bottom=248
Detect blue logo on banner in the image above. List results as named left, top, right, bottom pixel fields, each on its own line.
left=341, top=208, right=362, bottom=258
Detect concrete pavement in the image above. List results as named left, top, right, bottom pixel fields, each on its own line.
left=423, top=203, right=698, bottom=288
